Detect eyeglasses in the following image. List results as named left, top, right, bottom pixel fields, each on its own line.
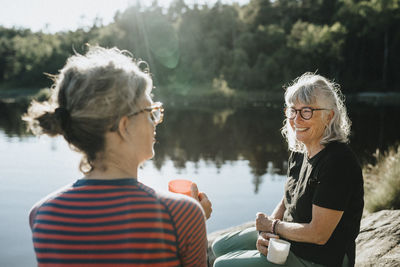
left=128, top=101, right=164, bottom=125
left=284, top=107, right=328, bottom=120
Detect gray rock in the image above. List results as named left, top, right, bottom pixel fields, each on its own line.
left=355, top=210, right=400, bottom=267
left=207, top=210, right=400, bottom=267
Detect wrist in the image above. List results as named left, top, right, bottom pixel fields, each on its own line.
left=271, top=219, right=281, bottom=235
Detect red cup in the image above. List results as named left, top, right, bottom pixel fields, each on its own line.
left=168, top=179, right=194, bottom=197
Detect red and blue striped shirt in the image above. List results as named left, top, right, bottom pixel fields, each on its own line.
left=29, top=178, right=207, bottom=267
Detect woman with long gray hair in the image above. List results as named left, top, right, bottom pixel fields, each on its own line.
left=212, top=73, right=364, bottom=267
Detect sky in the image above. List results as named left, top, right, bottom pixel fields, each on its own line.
left=0, top=0, right=250, bottom=33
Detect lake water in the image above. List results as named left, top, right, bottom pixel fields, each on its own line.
left=0, top=100, right=399, bottom=267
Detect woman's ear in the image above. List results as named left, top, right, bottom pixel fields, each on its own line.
left=117, top=116, right=130, bottom=141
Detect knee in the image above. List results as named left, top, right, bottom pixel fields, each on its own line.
left=211, top=236, right=225, bottom=258
left=213, top=257, right=225, bottom=267
left=212, top=227, right=258, bottom=257
left=213, top=254, right=238, bottom=267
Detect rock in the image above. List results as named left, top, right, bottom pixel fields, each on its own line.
left=355, top=210, right=400, bottom=267
left=207, top=210, right=400, bottom=267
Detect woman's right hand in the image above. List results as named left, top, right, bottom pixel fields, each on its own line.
left=256, top=232, right=279, bottom=256
left=256, top=212, right=273, bottom=232
left=190, top=184, right=212, bottom=220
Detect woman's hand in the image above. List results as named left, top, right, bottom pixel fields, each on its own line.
left=191, top=184, right=212, bottom=220
left=256, top=232, right=279, bottom=256
left=256, top=212, right=273, bottom=232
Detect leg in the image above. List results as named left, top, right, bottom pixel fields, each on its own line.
left=213, top=250, right=268, bottom=267
left=212, top=227, right=325, bottom=267
left=212, top=227, right=258, bottom=257
left=214, top=250, right=324, bottom=267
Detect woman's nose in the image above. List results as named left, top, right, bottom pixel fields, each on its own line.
left=293, top=111, right=303, bottom=122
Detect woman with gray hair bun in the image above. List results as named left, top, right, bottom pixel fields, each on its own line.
left=212, top=73, right=363, bottom=267
left=24, top=45, right=211, bottom=267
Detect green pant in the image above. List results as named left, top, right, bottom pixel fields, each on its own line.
left=212, top=227, right=348, bottom=267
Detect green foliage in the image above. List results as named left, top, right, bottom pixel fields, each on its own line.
left=288, top=21, right=346, bottom=56
left=0, top=0, right=399, bottom=95
left=363, top=145, right=400, bottom=212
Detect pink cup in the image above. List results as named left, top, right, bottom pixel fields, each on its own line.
left=168, top=179, right=194, bottom=197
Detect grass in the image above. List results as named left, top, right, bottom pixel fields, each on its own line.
left=363, top=144, right=400, bottom=213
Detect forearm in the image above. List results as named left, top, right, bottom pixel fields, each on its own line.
left=257, top=203, right=338, bottom=245
left=275, top=220, right=323, bottom=244
left=275, top=205, right=343, bottom=245
left=270, top=198, right=285, bottom=220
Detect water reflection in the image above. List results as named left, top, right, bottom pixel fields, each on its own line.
left=152, top=106, right=289, bottom=193
left=0, top=101, right=30, bottom=138
left=1, top=100, right=400, bottom=192
left=3, top=99, right=398, bottom=267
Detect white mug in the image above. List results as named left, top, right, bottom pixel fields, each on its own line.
left=267, top=238, right=291, bottom=265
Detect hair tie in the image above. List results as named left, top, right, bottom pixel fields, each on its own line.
left=54, top=107, right=71, bottom=131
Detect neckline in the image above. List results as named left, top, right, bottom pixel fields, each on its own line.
left=306, top=146, right=327, bottom=162
left=73, top=178, right=138, bottom=187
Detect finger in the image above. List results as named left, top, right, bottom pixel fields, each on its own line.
left=199, top=196, right=212, bottom=209
left=198, top=192, right=205, bottom=201
left=255, top=220, right=264, bottom=231
left=256, top=243, right=268, bottom=256
left=205, top=207, right=212, bottom=219
left=257, top=236, right=269, bottom=247
left=200, top=198, right=212, bottom=219
left=261, top=232, right=280, bottom=239
left=256, top=212, right=266, bottom=219
left=255, top=213, right=268, bottom=231
left=190, top=183, right=199, bottom=201
left=198, top=192, right=208, bottom=201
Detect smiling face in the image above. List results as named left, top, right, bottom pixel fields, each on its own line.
left=288, top=102, right=332, bottom=153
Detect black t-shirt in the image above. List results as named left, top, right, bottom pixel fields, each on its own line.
left=283, top=141, right=364, bottom=267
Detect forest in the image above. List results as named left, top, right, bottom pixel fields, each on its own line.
left=0, top=0, right=399, bottom=96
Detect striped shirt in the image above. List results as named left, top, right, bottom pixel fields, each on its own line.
left=29, top=178, right=207, bottom=267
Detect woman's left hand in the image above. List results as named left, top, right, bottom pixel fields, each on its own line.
left=256, top=212, right=273, bottom=232
left=191, top=184, right=212, bottom=220
left=256, top=232, right=279, bottom=256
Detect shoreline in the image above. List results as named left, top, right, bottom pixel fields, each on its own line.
left=1, top=87, right=400, bottom=107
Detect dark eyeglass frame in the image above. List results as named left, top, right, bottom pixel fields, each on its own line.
left=128, top=101, right=164, bottom=124
left=284, top=107, right=329, bottom=120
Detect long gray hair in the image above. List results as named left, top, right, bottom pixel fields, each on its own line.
left=281, top=73, right=351, bottom=152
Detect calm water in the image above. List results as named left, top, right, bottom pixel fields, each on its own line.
left=0, top=100, right=399, bottom=267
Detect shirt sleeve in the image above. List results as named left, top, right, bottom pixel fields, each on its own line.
left=28, top=183, right=73, bottom=231
left=165, top=195, right=208, bottom=267
left=312, top=153, right=360, bottom=211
